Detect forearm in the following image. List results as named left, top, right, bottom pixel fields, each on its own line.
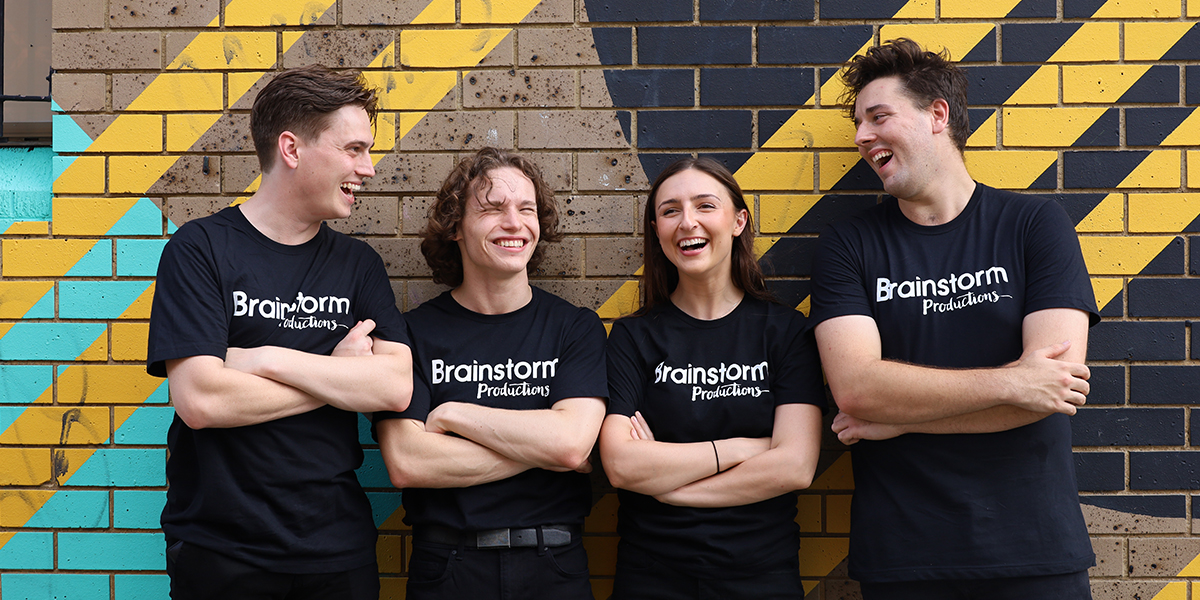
left=236, top=345, right=412, bottom=413
left=377, top=419, right=529, bottom=489
left=902, top=405, right=1049, bottom=435
left=167, top=357, right=324, bottom=429
left=834, top=360, right=1018, bottom=424
left=655, top=446, right=814, bottom=508
left=429, top=398, right=604, bottom=472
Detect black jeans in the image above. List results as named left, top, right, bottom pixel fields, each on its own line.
left=859, top=571, right=1092, bottom=600
left=406, top=537, right=593, bottom=600
left=611, top=540, right=804, bottom=600
left=165, top=540, right=379, bottom=600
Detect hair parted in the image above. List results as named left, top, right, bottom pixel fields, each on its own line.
left=640, top=157, right=775, bottom=312
left=839, top=38, right=970, bottom=152
left=250, top=64, right=379, bottom=172
left=421, top=147, right=562, bottom=287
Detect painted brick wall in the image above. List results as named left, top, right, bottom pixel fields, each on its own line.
left=2, top=0, right=1198, bottom=598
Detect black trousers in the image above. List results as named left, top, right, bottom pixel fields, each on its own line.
left=859, top=571, right=1093, bottom=600
left=165, top=540, right=380, bottom=600
left=610, top=540, right=804, bottom=600
left=406, top=537, right=593, bottom=600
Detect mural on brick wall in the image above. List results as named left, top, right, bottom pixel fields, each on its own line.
left=3, top=0, right=1200, bottom=598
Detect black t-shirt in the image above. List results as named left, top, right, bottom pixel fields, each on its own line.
left=809, top=184, right=1099, bottom=582
left=605, top=297, right=826, bottom=578
left=147, top=206, right=408, bottom=573
left=375, top=287, right=608, bottom=530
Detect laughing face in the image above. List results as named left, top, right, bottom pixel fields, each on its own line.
left=652, top=168, right=748, bottom=284
left=455, top=166, right=540, bottom=282
left=852, top=75, right=943, bottom=202
left=294, top=104, right=376, bottom=221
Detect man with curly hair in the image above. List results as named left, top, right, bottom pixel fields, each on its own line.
left=374, top=147, right=608, bottom=600
left=809, top=39, right=1098, bottom=599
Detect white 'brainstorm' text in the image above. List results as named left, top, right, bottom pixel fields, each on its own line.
left=431, top=358, right=559, bottom=399
left=233, top=291, right=351, bottom=319
left=876, top=267, right=1009, bottom=302
left=654, top=360, right=769, bottom=401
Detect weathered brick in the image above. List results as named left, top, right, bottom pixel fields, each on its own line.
left=1075, top=452, right=1124, bottom=492
left=401, top=111, right=515, bottom=151
left=531, top=238, right=582, bottom=278
left=175, top=113, right=251, bottom=154
left=1083, top=495, right=1186, bottom=535
left=579, top=70, right=613, bottom=108
left=1091, top=581, right=1177, bottom=600
left=53, top=31, right=161, bottom=71
left=519, top=28, right=607, bottom=67
left=1131, top=451, right=1200, bottom=490
left=401, top=196, right=434, bottom=235
left=1088, top=536, right=1125, bottom=577
left=638, top=27, right=752, bottom=65
left=111, top=73, right=157, bottom=112
left=68, top=114, right=118, bottom=141
left=368, top=238, right=430, bottom=277
left=532, top=280, right=627, bottom=311
left=518, top=110, right=628, bottom=149
left=108, top=0, right=217, bottom=27
left=327, top=196, right=399, bottom=236
left=282, top=30, right=393, bottom=69
left=373, top=153, right=456, bottom=193
left=700, top=0, right=813, bottom=20
left=823, top=0, right=909, bottom=18
left=528, top=152, right=571, bottom=192
left=164, top=197, right=228, bottom=226
left=584, top=0, right=692, bottom=21
left=342, top=0, right=426, bottom=25
left=560, top=195, right=637, bottom=234
left=522, top=0, right=574, bottom=23
left=1072, top=407, right=1183, bottom=446
left=464, top=69, right=575, bottom=109
left=147, top=155, right=222, bottom=195
left=1088, top=365, right=1125, bottom=406
left=220, top=155, right=260, bottom=194
left=51, top=73, right=106, bottom=112
left=1089, top=321, right=1185, bottom=361
left=577, top=152, right=650, bottom=192
left=585, top=238, right=642, bottom=276
left=54, top=0, right=107, bottom=28
left=477, top=31, right=515, bottom=68
left=1128, top=537, right=1200, bottom=576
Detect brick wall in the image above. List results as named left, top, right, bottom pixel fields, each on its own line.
left=2, top=0, right=1198, bottom=597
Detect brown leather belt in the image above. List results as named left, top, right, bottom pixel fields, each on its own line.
left=414, top=524, right=578, bottom=549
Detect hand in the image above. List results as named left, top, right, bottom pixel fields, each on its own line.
left=1008, top=341, right=1089, bottom=415
left=424, top=402, right=461, bottom=435
left=630, top=411, right=655, bottom=441
left=832, top=411, right=904, bottom=445
left=332, top=320, right=376, bottom=357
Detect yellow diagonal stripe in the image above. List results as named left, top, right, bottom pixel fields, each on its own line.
left=879, top=24, right=995, bottom=61
left=51, top=198, right=139, bottom=236
left=1093, top=0, right=1180, bottom=18
left=762, top=110, right=856, bottom=149
left=400, top=30, right=511, bottom=68
left=1151, top=581, right=1187, bottom=600
left=1076, top=194, right=1124, bottom=233
left=0, top=408, right=109, bottom=445
left=224, top=0, right=335, bottom=26
left=1003, top=108, right=1109, bottom=147
left=1118, top=151, right=1180, bottom=189
left=1, top=240, right=99, bottom=277
left=1090, top=278, right=1123, bottom=311
left=410, top=0, right=455, bottom=24
left=1080, top=237, right=1176, bottom=275
left=0, top=282, right=54, bottom=318
left=1047, top=23, right=1119, bottom=63
left=737, top=154, right=815, bottom=191
left=1161, top=110, right=1200, bottom=146
left=1129, top=193, right=1200, bottom=233
left=56, top=366, right=167, bottom=405
left=1063, top=65, right=1153, bottom=103
left=462, top=0, right=545, bottom=23
left=1125, top=22, right=1194, bottom=61
left=963, top=151, right=1057, bottom=189
left=1007, top=66, right=1058, bottom=105
left=166, top=32, right=276, bottom=70
left=940, top=0, right=1023, bottom=17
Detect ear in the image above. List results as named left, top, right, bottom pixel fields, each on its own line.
left=278, top=131, right=301, bottom=170
left=733, top=208, right=749, bottom=237
left=928, top=98, right=951, bottom=136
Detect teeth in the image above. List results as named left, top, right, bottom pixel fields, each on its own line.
left=679, top=238, right=707, bottom=250
left=497, top=240, right=525, bottom=248
left=341, top=182, right=362, bottom=192
left=872, top=151, right=893, bottom=164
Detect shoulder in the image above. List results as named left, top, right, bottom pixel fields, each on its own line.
left=533, top=287, right=602, bottom=326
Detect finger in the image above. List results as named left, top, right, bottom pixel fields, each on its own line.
left=831, top=420, right=847, bottom=434
left=1035, top=340, right=1071, bottom=360
left=837, top=430, right=859, bottom=445
left=349, top=319, right=376, bottom=336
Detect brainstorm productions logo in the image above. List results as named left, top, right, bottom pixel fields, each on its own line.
left=654, top=360, right=769, bottom=401
left=876, top=266, right=1013, bottom=316
left=431, top=358, right=557, bottom=399
left=232, top=291, right=351, bottom=331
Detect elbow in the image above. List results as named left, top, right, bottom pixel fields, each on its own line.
left=171, top=393, right=217, bottom=430
left=827, top=382, right=869, bottom=418
left=549, top=440, right=594, bottom=473
left=380, top=387, right=412, bottom=413
left=788, top=471, right=815, bottom=492
left=385, top=458, right=420, bottom=489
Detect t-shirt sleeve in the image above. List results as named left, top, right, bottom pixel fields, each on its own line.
left=1023, top=200, right=1100, bottom=326
left=771, top=313, right=829, bottom=413
left=604, top=319, right=643, bottom=418
left=549, top=307, right=609, bottom=403
left=809, top=223, right=873, bottom=328
left=353, top=247, right=409, bottom=346
left=374, top=319, right=432, bottom=426
left=146, top=224, right=230, bottom=377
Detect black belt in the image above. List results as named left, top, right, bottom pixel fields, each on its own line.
left=414, top=524, right=578, bottom=549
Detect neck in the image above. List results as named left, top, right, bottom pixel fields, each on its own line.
left=452, top=270, right=534, bottom=315
left=895, top=157, right=976, bottom=226
left=238, top=181, right=323, bottom=245
left=670, top=272, right=744, bottom=320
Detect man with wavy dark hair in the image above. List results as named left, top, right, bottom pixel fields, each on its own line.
left=374, top=147, right=607, bottom=600
left=148, top=65, right=412, bottom=599
left=809, top=39, right=1098, bottom=599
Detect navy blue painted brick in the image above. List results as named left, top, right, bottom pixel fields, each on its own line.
left=1051, top=193, right=1108, bottom=227
left=1088, top=365, right=1124, bottom=406
left=759, top=110, right=794, bottom=146
left=637, top=153, right=689, bottom=184
left=1074, top=109, right=1120, bottom=147
left=1190, top=236, right=1200, bottom=272
left=760, top=238, right=818, bottom=276
left=1010, top=0, right=1056, bottom=18
left=638, top=110, right=752, bottom=149
left=603, top=69, right=693, bottom=108
left=1119, top=66, right=1179, bottom=104
left=592, top=28, right=633, bottom=66
left=1074, top=452, right=1125, bottom=491
left=767, top=280, right=812, bottom=309
left=1063, top=151, right=1152, bottom=189
left=1129, top=279, right=1200, bottom=317
left=638, top=27, right=752, bottom=65
left=964, top=66, right=1041, bottom=106
left=1127, top=108, right=1193, bottom=147
left=1064, top=0, right=1108, bottom=17
left=1164, top=26, right=1200, bottom=60
left=1132, top=451, right=1200, bottom=490
left=1071, top=407, right=1183, bottom=446
left=700, top=0, right=814, bottom=21
left=1188, top=67, right=1200, bottom=105
left=790, top=194, right=878, bottom=234
left=1081, top=494, right=1185, bottom=518
left=828, top=159, right=884, bottom=192
left=585, top=0, right=692, bottom=22
left=1089, top=321, right=1185, bottom=361
left=698, top=152, right=754, bottom=174
left=758, top=26, right=873, bottom=65
left=1133, top=366, right=1200, bottom=405
left=821, top=0, right=907, bottom=19
left=1141, top=237, right=1186, bottom=276
left=1002, top=24, right=1082, bottom=63
left=700, top=68, right=813, bottom=106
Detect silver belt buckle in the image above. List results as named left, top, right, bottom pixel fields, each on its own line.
left=476, top=528, right=511, bottom=548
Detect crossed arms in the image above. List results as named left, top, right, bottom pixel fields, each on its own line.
left=166, top=319, right=413, bottom=429
left=816, top=307, right=1091, bottom=444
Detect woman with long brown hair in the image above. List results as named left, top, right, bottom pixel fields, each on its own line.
left=600, top=157, right=826, bottom=599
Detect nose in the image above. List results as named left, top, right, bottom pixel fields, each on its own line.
left=679, top=205, right=698, bottom=229
left=358, top=152, right=376, bottom=178
left=854, top=121, right=875, bottom=148
left=500, top=205, right=522, bottom=229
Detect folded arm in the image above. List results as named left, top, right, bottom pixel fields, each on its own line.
left=825, top=308, right=1091, bottom=444
left=599, top=412, right=772, bottom=497
left=166, top=354, right=325, bottom=429
left=653, top=403, right=824, bottom=508
left=376, top=417, right=529, bottom=489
